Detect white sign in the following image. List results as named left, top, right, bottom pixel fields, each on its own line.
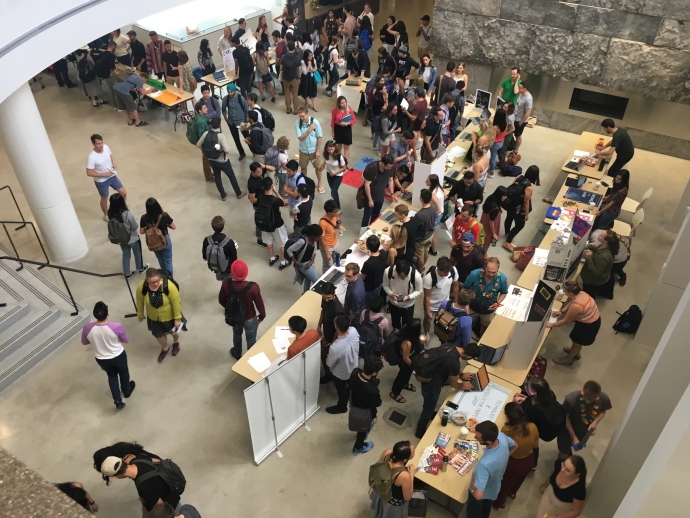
left=222, top=48, right=235, bottom=74
left=451, top=382, right=511, bottom=423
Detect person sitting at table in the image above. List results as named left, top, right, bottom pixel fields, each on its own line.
left=594, top=169, right=629, bottom=230
left=389, top=130, right=415, bottom=173
left=463, top=257, right=508, bottom=336
left=548, top=279, right=601, bottom=366
left=536, top=455, right=587, bottom=518
left=112, top=71, right=151, bottom=127
left=286, top=315, right=320, bottom=359
left=385, top=164, right=412, bottom=197
left=449, top=170, right=484, bottom=214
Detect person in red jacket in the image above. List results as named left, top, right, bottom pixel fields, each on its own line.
left=219, top=260, right=266, bottom=359
left=451, top=204, right=480, bottom=246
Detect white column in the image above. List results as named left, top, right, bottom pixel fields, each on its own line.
left=0, top=82, right=87, bottom=263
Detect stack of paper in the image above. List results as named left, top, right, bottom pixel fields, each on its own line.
left=247, top=352, right=271, bottom=373
left=532, top=248, right=549, bottom=267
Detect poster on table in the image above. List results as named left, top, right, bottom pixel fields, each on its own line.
left=222, top=48, right=235, bottom=74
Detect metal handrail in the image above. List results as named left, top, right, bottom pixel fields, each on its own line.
left=0, top=185, right=28, bottom=229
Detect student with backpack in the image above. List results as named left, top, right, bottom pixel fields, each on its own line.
left=451, top=204, right=483, bottom=247
left=284, top=159, right=307, bottom=216
left=231, top=36, right=254, bottom=98
left=286, top=224, right=322, bottom=292
left=383, top=260, right=423, bottom=331
left=187, top=101, right=215, bottom=183
left=136, top=268, right=187, bottom=363
left=219, top=260, right=266, bottom=360
left=139, top=198, right=176, bottom=275
left=412, top=341, right=481, bottom=438
left=75, top=49, right=106, bottom=107
left=318, top=199, right=344, bottom=274
left=350, top=355, right=384, bottom=455
left=389, top=318, right=422, bottom=404
left=291, top=184, right=313, bottom=236
left=503, top=165, right=540, bottom=251
left=422, top=256, right=459, bottom=339
left=255, top=176, right=290, bottom=269
left=359, top=297, right=390, bottom=348
left=369, top=441, right=415, bottom=513
left=437, top=288, right=476, bottom=347
left=245, top=110, right=275, bottom=164
left=201, top=216, right=237, bottom=281
left=221, top=83, right=248, bottom=160
left=280, top=41, right=303, bottom=113
left=108, top=193, right=148, bottom=279
left=450, top=233, right=486, bottom=285
left=196, top=117, right=248, bottom=201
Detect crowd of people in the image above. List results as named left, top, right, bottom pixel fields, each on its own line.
left=27, top=5, right=639, bottom=518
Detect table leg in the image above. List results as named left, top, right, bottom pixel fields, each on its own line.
left=423, top=488, right=462, bottom=518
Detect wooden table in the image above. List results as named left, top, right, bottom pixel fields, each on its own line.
left=145, top=84, right=195, bottom=131
left=202, top=71, right=237, bottom=96
left=410, top=364, right=519, bottom=506
left=336, top=76, right=369, bottom=110
left=543, top=175, right=604, bottom=224
left=562, top=131, right=612, bottom=180
left=232, top=290, right=322, bottom=383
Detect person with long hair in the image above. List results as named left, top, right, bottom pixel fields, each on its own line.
left=387, top=224, right=408, bottom=267
left=379, top=16, right=397, bottom=54
left=493, top=403, right=539, bottom=509
left=254, top=42, right=275, bottom=102
left=331, top=96, right=356, bottom=163
left=299, top=49, right=318, bottom=111
left=108, top=194, right=148, bottom=278
left=370, top=441, right=415, bottom=515
left=498, top=101, right=516, bottom=166
left=358, top=15, right=374, bottom=60
left=325, top=35, right=343, bottom=96
left=411, top=117, right=425, bottom=163
left=503, top=165, right=540, bottom=249
left=452, top=62, right=468, bottom=93
left=139, top=197, right=176, bottom=274
left=579, top=229, right=619, bottom=299
left=595, top=169, right=630, bottom=230
left=489, top=109, right=508, bottom=176
left=75, top=48, right=105, bottom=107
left=470, top=144, right=490, bottom=189
left=537, top=455, right=587, bottom=517
left=323, top=140, right=347, bottom=207
left=417, top=54, right=437, bottom=95
left=177, top=51, right=196, bottom=96
left=548, top=279, right=602, bottom=365
left=426, top=174, right=445, bottom=256
left=480, top=186, right=507, bottom=252
left=388, top=20, right=408, bottom=50
left=379, top=104, right=399, bottom=157
left=93, top=441, right=157, bottom=477
left=197, top=38, right=215, bottom=76
left=256, top=15, right=270, bottom=51
left=389, top=318, right=422, bottom=403
left=371, top=83, right=389, bottom=150
left=472, top=118, right=496, bottom=152
left=301, top=32, right=314, bottom=54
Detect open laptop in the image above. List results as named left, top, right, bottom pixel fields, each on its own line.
left=480, top=106, right=491, bottom=120
left=381, top=211, right=398, bottom=224
left=468, top=364, right=491, bottom=392
left=399, top=192, right=413, bottom=201
left=345, top=78, right=361, bottom=86
left=475, top=344, right=508, bottom=366
left=213, top=71, right=229, bottom=82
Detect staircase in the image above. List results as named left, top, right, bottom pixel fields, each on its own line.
left=0, top=242, right=89, bottom=392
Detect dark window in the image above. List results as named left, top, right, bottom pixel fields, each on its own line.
left=569, top=88, right=628, bottom=119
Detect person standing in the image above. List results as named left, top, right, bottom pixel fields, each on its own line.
left=360, top=235, right=389, bottom=306
left=549, top=279, right=602, bottom=366
left=325, top=314, right=360, bottom=414
left=231, top=36, right=254, bottom=98
left=81, top=301, right=135, bottom=409
left=284, top=159, right=306, bottom=220
left=97, top=41, right=118, bottom=102
left=464, top=257, right=508, bottom=335
left=416, top=15, right=433, bottom=60
left=87, top=134, right=127, bottom=221
left=256, top=176, right=290, bottom=269
left=451, top=204, right=481, bottom=247
left=219, top=260, right=266, bottom=360
left=286, top=315, right=321, bottom=359
left=218, top=25, right=234, bottom=72
left=221, top=83, right=248, bottom=160
left=449, top=171, right=484, bottom=214
left=512, top=82, right=533, bottom=154
left=344, top=263, right=366, bottom=323
left=536, top=456, right=587, bottom=518
left=145, top=32, right=165, bottom=79
left=318, top=199, right=344, bottom=273
left=53, top=56, right=77, bottom=88
left=295, top=107, right=325, bottom=191
left=480, top=186, right=507, bottom=252
left=323, top=140, right=347, bottom=206
left=422, top=256, right=459, bottom=339
left=112, top=71, right=151, bottom=127
left=201, top=215, right=237, bottom=281
left=431, top=61, right=456, bottom=106
left=557, top=381, right=611, bottom=460
left=197, top=38, right=216, bottom=77
left=503, top=165, right=540, bottom=250
left=361, top=156, right=398, bottom=233
left=496, top=67, right=522, bottom=105
left=111, top=29, right=131, bottom=65
left=467, top=421, right=518, bottom=518
left=291, top=184, right=313, bottom=236
left=280, top=41, right=303, bottom=114
left=287, top=224, right=322, bottom=292
left=450, top=233, right=485, bottom=285
left=191, top=101, right=215, bottom=183
left=75, top=48, right=106, bottom=107
left=369, top=442, right=415, bottom=514
left=136, top=268, right=186, bottom=363
left=360, top=297, right=391, bottom=346
left=383, top=260, right=423, bottom=330
left=422, top=108, right=444, bottom=162
left=196, top=117, right=247, bottom=201
left=162, top=40, right=180, bottom=86
left=393, top=204, right=419, bottom=266
left=331, top=96, right=357, bottom=165
left=299, top=49, right=319, bottom=111
left=108, top=193, right=148, bottom=279
left=389, top=318, right=422, bottom=403
left=247, top=161, right=269, bottom=247
left=317, top=282, right=344, bottom=383
left=439, top=288, right=476, bottom=348
left=579, top=230, right=618, bottom=299
left=493, top=403, right=539, bottom=510
left=350, top=355, right=384, bottom=455
left=139, top=198, right=176, bottom=275
left=413, top=189, right=436, bottom=272
left=596, top=119, right=635, bottom=177
left=325, top=36, right=344, bottom=96
left=127, top=31, right=147, bottom=72
left=254, top=43, right=276, bottom=103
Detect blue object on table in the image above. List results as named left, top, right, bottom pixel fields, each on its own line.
left=546, top=206, right=562, bottom=220
left=564, top=187, right=603, bottom=206
left=192, top=66, right=203, bottom=81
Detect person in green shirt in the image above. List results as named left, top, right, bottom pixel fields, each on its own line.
left=496, top=67, right=522, bottom=105
left=595, top=118, right=635, bottom=177
left=190, top=100, right=214, bottom=183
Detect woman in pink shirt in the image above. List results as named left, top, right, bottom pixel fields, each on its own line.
left=331, top=96, right=356, bottom=165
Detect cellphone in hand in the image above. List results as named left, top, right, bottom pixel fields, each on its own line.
left=396, top=295, right=405, bottom=302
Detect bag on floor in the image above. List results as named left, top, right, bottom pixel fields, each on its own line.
left=516, top=246, right=536, bottom=271
left=612, top=304, right=642, bottom=335
left=224, top=281, right=255, bottom=327
left=205, top=236, right=232, bottom=273
left=408, top=490, right=428, bottom=517
left=356, top=310, right=384, bottom=358
left=132, top=458, right=186, bottom=495
left=368, top=458, right=406, bottom=502
left=144, top=215, right=167, bottom=252
left=349, top=405, right=373, bottom=432
left=433, top=301, right=458, bottom=343
left=505, top=151, right=521, bottom=166
left=107, top=218, right=130, bottom=245
left=500, top=164, right=522, bottom=177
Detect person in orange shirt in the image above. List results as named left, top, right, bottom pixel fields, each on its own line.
left=451, top=204, right=480, bottom=246
left=318, top=199, right=346, bottom=274
left=286, top=315, right=321, bottom=359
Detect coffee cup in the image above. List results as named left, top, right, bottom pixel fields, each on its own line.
left=460, top=426, right=469, bottom=439
left=589, top=201, right=596, bottom=207
left=595, top=182, right=601, bottom=190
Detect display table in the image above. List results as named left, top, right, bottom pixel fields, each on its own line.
left=145, top=84, right=195, bottom=131
left=543, top=175, right=604, bottom=224
left=561, top=131, right=611, bottom=180
left=202, top=71, right=236, bottom=96
left=336, top=76, right=368, bottom=111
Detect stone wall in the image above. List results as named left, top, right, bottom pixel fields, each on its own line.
left=432, top=0, right=690, bottom=104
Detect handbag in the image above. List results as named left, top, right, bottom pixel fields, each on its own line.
left=356, top=185, right=367, bottom=209
left=348, top=405, right=373, bottom=432
left=314, top=70, right=322, bottom=84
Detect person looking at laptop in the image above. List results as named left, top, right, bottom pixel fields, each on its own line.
left=413, top=341, right=481, bottom=438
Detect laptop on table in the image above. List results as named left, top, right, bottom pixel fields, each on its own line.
left=468, top=364, right=491, bottom=392
left=475, top=344, right=508, bottom=366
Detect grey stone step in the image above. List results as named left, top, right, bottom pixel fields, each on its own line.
left=0, top=302, right=31, bottom=335
left=0, top=307, right=61, bottom=362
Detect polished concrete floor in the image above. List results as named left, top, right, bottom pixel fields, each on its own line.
left=1, top=2, right=689, bottom=517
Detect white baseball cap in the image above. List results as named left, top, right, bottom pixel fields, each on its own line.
left=100, top=456, right=123, bottom=477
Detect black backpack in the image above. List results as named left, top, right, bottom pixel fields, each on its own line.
left=502, top=176, right=530, bottom=211
left=253, top=106, right=276, bottom=131
left=236, top=46, right=254, bottom=71
left=428, top=266, right=456, bottom=288
left=77, top=58, right=96, bottom=83
left=142, top=269, right=179, bottom=296
left=202, top=131, right=222, bottom=160
left=254, top=196, right=276, bottom=233
left=410, top=344, right=456, bottom=380
left=381, top=328, right=402, bottom=366
left=284, top=235, right=307, bottom=265
left=612, top=304, right=642, bottom=335
left=356, top=310, right=384, bottom=359
left=535, top=399, right=566, bottom=442
left=281, top=52, right=300, bottom=79
left=388, top=263, right=417, bottom=292
left=132, top=458, right=186, bottom=495
left=296, top=173, right=316, bottom=198
left=224, top=281, right=255, bottom=327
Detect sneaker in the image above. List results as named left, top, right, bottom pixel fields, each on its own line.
left=230, top=349, right=242, bottom=360
left=269, top=255, right=279, bottom=266
left=414, top=428, right=425, bottom=439
left=123, top=381, right=136, bottom=398
left=353, top=441, right=375, bottom=455
left=102, top=214, right=108, bottom=222
left=278, top=260, right=290, bottom=271
left=256, top=239, right=268, bottom=248
left=271, top=97, right=275, bottom=103
left=157, top=349, right=169, bottom=363
left=429, top=249, right=438, bottom=256
left=115, top=402, right=126, bottom=410
left=172, top=342, right=180, bottom=356
left=236, top=190, right=247, bottom=199
left=488, top=171, right=495, bottom=178
left=125, top=272, right=135, bottom=280
left=619, top=277, right=627, bottom=287
left=325, top=405, right=348, bottom=414
left=117, top=109, right=124, bottom=113
left=138, top=263, right=149, bottom=274
left=238, top=154, right=246, bottom=161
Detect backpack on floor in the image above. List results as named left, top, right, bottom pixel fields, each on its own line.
left=500, top=164, right=523, bottom=177
left=254, top=196, right=277, bottom=233
left=368, top=458, right=406, bottom=502
left=381, top=328, right=402, bottom=366
left=516, top=246, right=536, bottom=271
left=356, top=310, right=384, bottom=358
left=144, top=215, right=168, bottom=252
left=224, top=281, right=255, bottom=327
left=612, top=305, right=642, bottom=335
left=132, top=458, right=186, bottom=495
left=469, top=220, right=485, bottom=247
left=410, top=344, right=456, bottom=381
left=107, top=218, right=130, bottom=246
left=205, top=236, right=232, bottom=273
left=296, top=173, right=316, bottom=198
left=201, top=131, right=223, bottom=160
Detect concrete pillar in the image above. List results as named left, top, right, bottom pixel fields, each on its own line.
left=0, top=82, right=87, bottom=263
left=583, top=273, right=690, bottom=517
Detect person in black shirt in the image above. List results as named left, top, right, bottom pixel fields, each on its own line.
left=423, top=108, right=443, bottom=162
left=393, top=204, right=419, bottom=266
left=361, top=155, right=398, bottom=233
left=448, top=170, right=484, bottom=214
left=127, top=31, right=147, bottom=73
left=139, top=198, right=176, bottom=275
left=317, top=282, right=344, bottom=384
left=360, top=235, right=389, bottom=306
left=232, top=36, right=255, bottom=98
left=162, top=41, right=179, bottom=85
left=202, top=216, right=237, bottom=281
left=347, top=46, right=370, bottom=80
left=248, top=161, right=268, bottom=247
left=259, top=176, right=290, bottom=269
left=350, top=355, right=384, bottom=454
left=379, top=16, right=397, bottom=53
left=376, top=47, right=396, bottom=77
left=292, top=184, right=313, bottom=235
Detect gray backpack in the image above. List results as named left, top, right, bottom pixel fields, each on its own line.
left=264, top=145, right=281, bottom=170
left=256, top=125, right=275, bottom=154
left=205, top=236, right=232, bottom=273
left=108, top=217, right=130, bottom=246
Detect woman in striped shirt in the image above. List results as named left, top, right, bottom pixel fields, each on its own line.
left=548, top=279, right=601, bottom=365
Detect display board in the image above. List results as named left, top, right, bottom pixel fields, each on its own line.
left=475, top=89, right=492, bottom=110
left=450, top=382, right=511, bottom=423
left=244, top=340, right=321, bottom=464
left=413, top=150, right=447, bottom=208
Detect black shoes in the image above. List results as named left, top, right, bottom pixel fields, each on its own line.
left=325, top=405, right=348, bottom=414
left=115, top=402, right=126, bottom=410
left=230, top=349, right=242, bottom=360
left=256, top=239, right=268, bottom=248
left=124, top=381, right=136, bottom=398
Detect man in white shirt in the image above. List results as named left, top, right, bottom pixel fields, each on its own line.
left=383, top=260, right=423, bottom=330
left=86, top=134, right=127, bottom=221
left=423, top=256, right=459, bottom=340
left=81, top=301, right=135, bottom=409
left=325, top=315, right=360, bottom=414
left=111, top=29, right=131, bottom=65
left=417, top=15, right=433, bottom=61
left=357, top=3, right=375, bottom=28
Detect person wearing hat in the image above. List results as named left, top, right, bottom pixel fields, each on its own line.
left=393, top=44, right=419, bottom=99
left=221, top=83, right=248, bottom=160
left=99, top=456, right=182, bottom=514
left=450, top=232, right=486, bottom=285
left=218, top=260, right=266, bottom=360
left=416, top=15, right=433, bottom=61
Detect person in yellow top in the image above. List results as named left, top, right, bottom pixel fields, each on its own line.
left=136, top=268, right=187, bottom=363
left=493, top=402, right=539, bottom=510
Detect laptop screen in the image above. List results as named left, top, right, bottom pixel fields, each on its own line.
left=476, top=364, right=490, bottom=390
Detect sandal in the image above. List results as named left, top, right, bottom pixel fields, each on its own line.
left=135, top=121, right=149, bottom=127
left=402, top=383, right=416, bottom=392
left=127, top=120, right=135, bottom=126
left=562, top=347, right=581, bottom=360
left=318, top=186, right=326, bottom=194
left=389, top=392, right=406, bottom=403
left=553, top=356, right=576, bottom=365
